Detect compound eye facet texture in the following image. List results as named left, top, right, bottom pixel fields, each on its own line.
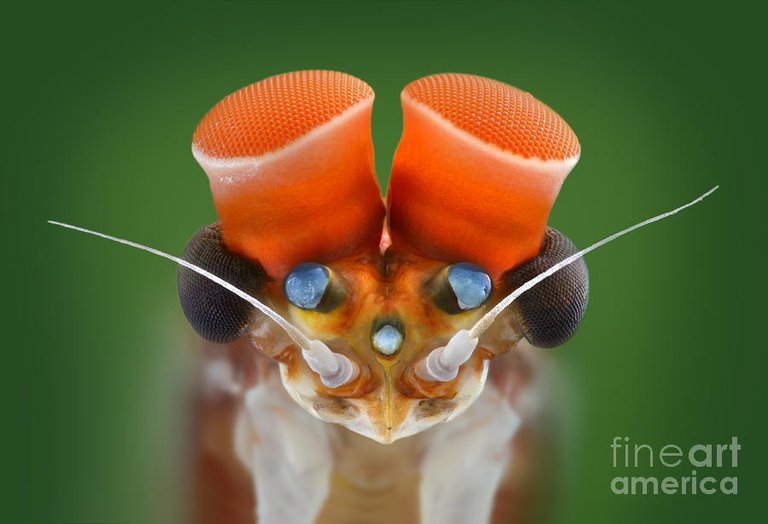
left=284, top=263, right=331, bottom=310
left=177, top=224, right=267, bottom=343
left=504, top=228, right=589, bottom=348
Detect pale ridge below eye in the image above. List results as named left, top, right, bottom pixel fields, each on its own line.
left=448, top=263, right=492, bottom=310
left=285, top=263, right=330, bottom=309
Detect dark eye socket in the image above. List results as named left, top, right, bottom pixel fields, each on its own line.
left=284, top=263, right=331, bottom=310
left=448, top=263, right=492, bottom=310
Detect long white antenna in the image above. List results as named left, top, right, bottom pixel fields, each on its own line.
left=469, top=185, right=719, bottom=338
left=416, top=185, right=719, bottom=383
left=47, top=220, right=356, bottom=388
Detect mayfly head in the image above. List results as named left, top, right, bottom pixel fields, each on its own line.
left=50, top=71, right=718, bottom=444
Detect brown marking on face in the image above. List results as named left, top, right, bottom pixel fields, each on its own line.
left=413, top=399, right=456, bottom=421
left=312, top=397, right=360, bottom=421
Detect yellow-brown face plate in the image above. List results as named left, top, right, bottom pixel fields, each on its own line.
left=263, top=249, right=498, bottom=443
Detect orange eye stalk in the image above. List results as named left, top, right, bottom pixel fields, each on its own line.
left=387, top=73, right=580, bottom=281
left=192, top=70, right=386, bottom=279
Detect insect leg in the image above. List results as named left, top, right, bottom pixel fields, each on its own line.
left=419, top=383, right=521, bottom=524
left=234, top=372, right=332, bottom=524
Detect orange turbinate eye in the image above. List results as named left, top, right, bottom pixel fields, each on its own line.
left=387, top=73, right=580, bottom=281
left=192, top=70, right=385, bottom=279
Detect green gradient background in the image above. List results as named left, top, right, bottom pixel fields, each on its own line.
left=2, top=1, right=765, bottom=522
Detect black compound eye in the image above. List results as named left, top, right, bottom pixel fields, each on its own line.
left=504, top=227, right=589, bottom=348
left=284, top=263, right=331, bottom=310
left=177, top=224, right=267, bottom=343
left=447, top=263, right=493, bottom=310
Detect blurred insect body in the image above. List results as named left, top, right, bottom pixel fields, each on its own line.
left=51, top=71, right=716, bottom=524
